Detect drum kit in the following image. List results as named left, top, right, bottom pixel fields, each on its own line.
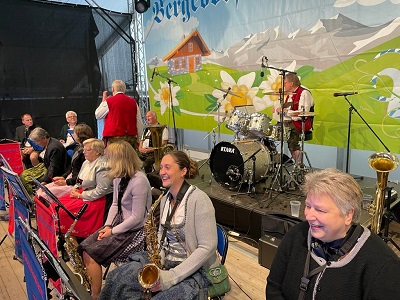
left=206, top=87, right=315, bottom=198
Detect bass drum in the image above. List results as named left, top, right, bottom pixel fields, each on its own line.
left=210, top=140, right=270, bottom=189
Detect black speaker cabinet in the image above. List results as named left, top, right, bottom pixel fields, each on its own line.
left=258, top=234, right=281, bottom=269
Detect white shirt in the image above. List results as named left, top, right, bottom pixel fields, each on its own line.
left=95, top=92, right=143, bottom=136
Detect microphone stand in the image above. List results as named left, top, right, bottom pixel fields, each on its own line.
left=266, top=66, right=297, bottom=191
left=153, top=71, right=179, bottom=150
left=342, top=94, right=390, bottom=176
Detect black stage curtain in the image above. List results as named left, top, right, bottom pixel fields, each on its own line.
left=0, top=0, right=101, bottom=139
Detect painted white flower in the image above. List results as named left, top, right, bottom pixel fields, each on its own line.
left=154, top=81, right=181, bottom=115
left=259, top=60, right=297, bottom=105
left=211, top=70, right=261, bottom=120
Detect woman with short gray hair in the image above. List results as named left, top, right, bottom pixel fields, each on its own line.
left=266, top=168, right=400, bottom=299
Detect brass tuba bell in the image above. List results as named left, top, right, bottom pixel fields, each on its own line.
left=146, top=124, right=167, bottom=171
left=368, top=152, right=399, bottom=234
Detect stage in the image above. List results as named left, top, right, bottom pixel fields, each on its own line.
left=188, top=158, right=399, bottom=243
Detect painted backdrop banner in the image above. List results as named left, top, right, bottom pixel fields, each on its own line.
left=143, top=0, right=400, bottom=153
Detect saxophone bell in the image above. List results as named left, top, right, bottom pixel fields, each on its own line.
left=138, top=263, right=160, bottom=298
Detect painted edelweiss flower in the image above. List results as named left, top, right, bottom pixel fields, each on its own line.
left=154, top=81, right=181, bottom=115
left=259, top=61, right=297, bottom=107
left=211, top=70, right=261, bottom=119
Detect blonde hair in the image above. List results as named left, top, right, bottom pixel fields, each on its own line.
left=106, top=141, right=142, bottom=178
left=83, top=138, right=105, bottom=155
left=301, top=168, right=362, bottom=223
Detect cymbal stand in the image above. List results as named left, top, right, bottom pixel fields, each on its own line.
left=292, top=108, right=313, bottom=183
left=231, top=148, right=262, bottom=198
left=199, top=128, right=217, bottom=171
left=200, top=97, right=227, bottom=179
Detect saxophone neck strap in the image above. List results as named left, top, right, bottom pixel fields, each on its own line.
left=159, top=181, right=191, bottom=247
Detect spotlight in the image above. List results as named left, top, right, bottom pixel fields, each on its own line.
left=135, top=0, right=150, bottom=13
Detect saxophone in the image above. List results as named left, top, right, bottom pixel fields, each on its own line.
left=138, top=192, right=164, bottom=298
left=368, top=152, right=399, bottom=234
left=64, top=204, right=91, bottom=292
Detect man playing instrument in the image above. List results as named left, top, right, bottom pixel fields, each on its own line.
left=138, top=110, right=169, bottom=173
left=272, top=73, right=314, bottom=162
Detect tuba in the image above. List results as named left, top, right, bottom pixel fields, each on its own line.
left=147, top=124, right=167, bottom=171
left=138, top=192, right=164, bottom=299
left=368, top=152, right=399, bottom=234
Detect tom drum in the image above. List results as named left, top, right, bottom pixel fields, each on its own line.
left=248, top=113, right=271, bottom=138
left=269, top=125, right=290, bottom=141
left=225, top=108, right=249, bottom=135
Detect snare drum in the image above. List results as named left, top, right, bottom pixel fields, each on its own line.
left=225, top=108, right=249, bottom=135
left=248, top=113, right=271, bottom=138
left=269, top=125, right=290, bottom=141
left=210, top=140, right=270, bottom=189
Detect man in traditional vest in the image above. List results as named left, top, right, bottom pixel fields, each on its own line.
left=95, top=80, right=143, bottom=149
left=138, top=110, right=169, bottom=173
left=272, top=73, right=314, bottom=162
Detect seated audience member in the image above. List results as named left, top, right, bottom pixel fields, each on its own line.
left=53, top=138, right=113, bottom=238
left=37, top=124, right=94, bottom=199
left=79, top=141, right=152, bottom=300
left=266, top=168, right=400, bottom=299
left=99, top=150, right=219, bottom=300
left=138, top=110, right=169, bottom=173
left=15, top=113, right=40, bottom=168
left=20, top=127, right=69, bottom=196
left=59, top=111, right=78, bottom=156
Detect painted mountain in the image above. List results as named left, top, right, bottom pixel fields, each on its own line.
left=200, top=14, right=400, bottom=71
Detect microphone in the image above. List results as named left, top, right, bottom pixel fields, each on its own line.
left=150, top=68, right=157, bottom=82
left=333, top=91, right=358, bottom=97
left=260, top=56, right=268, bottom=77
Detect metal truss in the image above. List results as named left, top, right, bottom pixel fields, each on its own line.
left=128, top=0, right=149, bottom=119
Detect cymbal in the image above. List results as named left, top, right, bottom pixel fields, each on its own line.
left=214, top=87, right=242, bottom=98
left=288, top=111, right=316, bottom=117
left=263, top=91, right=296, bottom=96
left=298, top=112, right=316, bottom=117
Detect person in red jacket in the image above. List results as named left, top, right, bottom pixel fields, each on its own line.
left=95, top=80, right=143, bottom=149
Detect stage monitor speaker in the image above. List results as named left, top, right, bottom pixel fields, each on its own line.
left=258, top=234, right=281, bottom=269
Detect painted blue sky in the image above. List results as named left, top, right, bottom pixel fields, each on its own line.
left=143, top=0, right=400, bottom=60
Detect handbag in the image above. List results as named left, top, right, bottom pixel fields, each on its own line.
left=206, top=264, right=231, bottom=298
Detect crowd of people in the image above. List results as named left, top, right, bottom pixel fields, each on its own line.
left=5, top=77, right=400, bottom=299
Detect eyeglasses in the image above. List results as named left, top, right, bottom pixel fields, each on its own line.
left=83, top=148, right=93, bottom=153
left=67, top=116, right=77, bottom=119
